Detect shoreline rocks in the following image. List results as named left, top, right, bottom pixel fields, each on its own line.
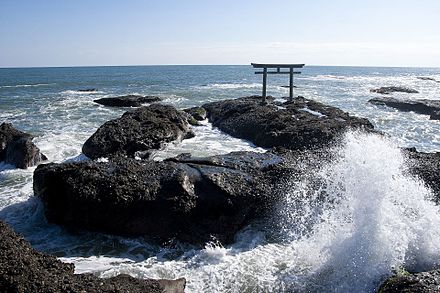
left=94, top=95, right=161, bottom=107
left=369, top=97, right=440, bottom=120
left=370, top=86, right=419, bottom=95
left=0, top=220, right=185, bottom=293
left=0, top=122, right=47, bottom=169
left=34, top=151, right=291, bottom=244
left=35, top=96, right=376, bottom=244
left=202, top=96, right=374, bottom=150
left=82, top=104, right=194, bottom=159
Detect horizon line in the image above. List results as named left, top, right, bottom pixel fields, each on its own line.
left=1, top=64, right=440, bottom=70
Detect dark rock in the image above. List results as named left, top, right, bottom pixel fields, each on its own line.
left=280, top=85, right=298, bottom=88
left=94, top=95, right=161, bottom=107
left=184, top=106, right=207, bottom=121
left=369, top=97, right=440, bottom=120
left=0, top=220, right=185, bottom=293
left=404, top=148, right=440, bottom=201
left=34, top=151, right=291, bottom=244
left=82, top=104, right=193, bottom=159
left=202, top=96, right=374, bottom=150
left=0, top=122, right=47, bottom=169
left=378, top=269, right=440, bottom=293
left=417, top=77, right=440, bottom=83
left=77, top=88, right=98, bottom=92
left=370, top=86, right=419, bottom=95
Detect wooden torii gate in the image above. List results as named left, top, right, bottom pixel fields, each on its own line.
left=251, top=63, right=305, bottom=103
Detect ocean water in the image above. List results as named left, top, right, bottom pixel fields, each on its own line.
left=1, top=65, right=440, bottom=292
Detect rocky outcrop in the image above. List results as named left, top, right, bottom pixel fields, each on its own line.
left=34, top=151, right=294, bottom=244
left=82, top=104, right=194, bottom=159
left=369, top=97, right=440, bottom=120
left=404, top=148, right=440, bottom=201
left=202, top=96, right=374, bottom=150
left=94, top=95, right=161, bottom=107
left=378, top=269, right=440, bottom=293
left=0, top=220, right=185, bottom=293
left=370, top=86, right=419, bottom=95
left=0, top=122, right=47, bottom=169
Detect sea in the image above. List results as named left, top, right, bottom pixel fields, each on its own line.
left=1, top=65, right=440, bottom=292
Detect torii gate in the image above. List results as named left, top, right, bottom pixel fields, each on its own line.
left=251, top=63, right=305, bottom=103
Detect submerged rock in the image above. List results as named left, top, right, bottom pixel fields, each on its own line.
left=0, top=220, right=185, bottom=293
left=94, top=95, right=161, bottom=107
left=417, top=76, right=440, bottom=83
left=82, top=104, right=194, bottom=159
left=379, top=269, right=440, bottom=293
left=77, top=88, right=98, bottom=92
left=202, top=96, right=374, bottom=150
left=369, top=97, right=440, bottom=120
left=34, top=151, right=290, bottom=244
left=0, top=122, right=47, bottom=169
left=370, top=86, right=419, bottom=95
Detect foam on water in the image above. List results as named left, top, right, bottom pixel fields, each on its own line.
left=151, top=120, right=265, bottom=160
left=65, top=131, right=440, bottom=292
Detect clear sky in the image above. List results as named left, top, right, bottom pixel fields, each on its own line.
left=1, top=0, right=440, bottom=67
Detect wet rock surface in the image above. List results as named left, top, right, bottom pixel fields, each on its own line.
left=370, top=86, right=419, bottom=95
left=405, top=148, right=440, bottom=201
left=369, top=97, right=440, bottom=120
left=0, top=122, right=47, bottom=169
left=82, top=104, right=193, bottom=159
left=379, top=270, right=440, bottom=293
left=34, top=151, right=292, bottom=244
left=202, top=96, right=374, bottom=150
left=0, top=220, right=185, bottom=293
left=94, top=95, right=161, bottom=107
left=184, top=106, right=207, bottom=121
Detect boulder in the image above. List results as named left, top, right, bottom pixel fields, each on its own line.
left=184, top=106, right=207, bottom=121
left=0, top=122, right=47, bottom=169
left=94, top=95, right=161, bottom=107
left=369, top=97, right=440, bottom=120
left=82, top=104, right=194, bottom=159
left=0, top=220, right=186, bottom=293
left=34, top=151, right=291, bottom=244
left=378, top=269, right=440, bottom=293
left=370, top=86, right=419, bottom=95
left=202, top=96, right=374, bottom=150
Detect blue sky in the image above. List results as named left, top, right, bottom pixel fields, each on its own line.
left=1, top=0, right=439, bottom=67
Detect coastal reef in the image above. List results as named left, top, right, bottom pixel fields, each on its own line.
left=35, top=96, right=375, bottom=244
left=369, top=97, right=440, bottom=120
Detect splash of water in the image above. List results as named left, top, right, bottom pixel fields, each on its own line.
left=68, top=131, right=440, bottom=292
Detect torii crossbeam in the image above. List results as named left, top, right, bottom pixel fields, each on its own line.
left=251, top=63, right=305, bottom=103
